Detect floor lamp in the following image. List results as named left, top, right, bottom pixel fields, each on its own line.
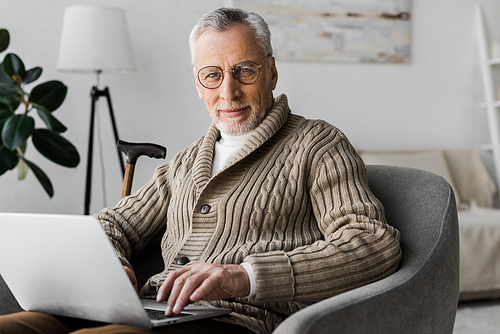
left=57, top=5, right=136, bottom=215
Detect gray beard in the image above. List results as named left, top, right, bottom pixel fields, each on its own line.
left=214, top=112, right=262, bottom=136
left=212, top=102, right=264, bottom=136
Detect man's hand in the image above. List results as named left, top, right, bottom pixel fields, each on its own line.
left=156, top=263, right=250, bottom=315
left=124, top=266, right=138, bottom=293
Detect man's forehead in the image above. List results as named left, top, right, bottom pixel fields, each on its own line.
left=194, top=24, right=261, bottom=66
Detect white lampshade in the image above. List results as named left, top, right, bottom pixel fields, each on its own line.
left=57, top=5, right=136, bottom=73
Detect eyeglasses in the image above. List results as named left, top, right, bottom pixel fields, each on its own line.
left=196, top=55, right=270, bottom=89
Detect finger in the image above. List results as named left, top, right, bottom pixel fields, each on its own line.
left=157, top=270, right=181, bottom=303
left=171, top=273, right=212, bottom=314
left=157, top=265, right=196, bottom=303
left=124, top=266, right=138, bottom=293
left=160, top=268, right=199, bottom=315
left=166, top=271, right=204, bottom=315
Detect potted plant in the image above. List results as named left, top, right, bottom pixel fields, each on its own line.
left=0, top=28, right=80, bottom=197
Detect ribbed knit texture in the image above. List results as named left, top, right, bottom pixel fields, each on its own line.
left=96, top=94, right=401, bottom=334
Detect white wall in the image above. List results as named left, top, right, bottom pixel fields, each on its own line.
left=0, top=0, right=499, bottom=214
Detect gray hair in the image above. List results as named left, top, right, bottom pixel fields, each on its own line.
left=189, top=7, right=273, bottom=65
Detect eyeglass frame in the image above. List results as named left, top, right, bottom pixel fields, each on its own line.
left=195, top=54, right=271, bottom=89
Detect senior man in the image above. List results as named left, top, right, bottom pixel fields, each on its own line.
left=0, top=7, right=401, bottom=334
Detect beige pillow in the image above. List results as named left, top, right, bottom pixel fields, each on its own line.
left=360, top=150, right=463, bottom=209
left=443, top=149, right=496, bottom=208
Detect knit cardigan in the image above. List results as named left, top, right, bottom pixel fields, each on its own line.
left=96, top=94, right=402, bottom=333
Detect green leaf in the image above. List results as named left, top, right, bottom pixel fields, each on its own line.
left=0, top=83, right=22, bottom=107
left=18, top=140, right=27, bottom=155
left=22, top=157, right=53, bottom=197
left=0, top=99, right=20, bottom=113
left=0, top=29, right=9, bottom=53
left=37, top=108, right=67, bottom=133
left=30, top=80, right=67, bottom=112
left=2, top=53, right=25, bottom=80
left=0, top=62, right=11, bottom=83
left=0, top=82, right=21, bottom=101
left=32, top=129, right=79, bottom=167
left=24, top=67, right=42, bottom=84
left=1, top=114, right=34, bottom=150
left=17, top=156, right=28, bottom=180
left=0, top=144, right=18, bottom=176
left=0, top=108, right=11, bottom=130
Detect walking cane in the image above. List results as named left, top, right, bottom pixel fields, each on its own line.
left=117, top=140, right=166, bottom=198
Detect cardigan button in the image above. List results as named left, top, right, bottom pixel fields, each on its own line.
left=200, top=204, right=211, bottom=214
left=176, top=256, right=190, bottom=265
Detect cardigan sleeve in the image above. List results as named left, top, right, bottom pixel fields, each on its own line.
left=243, top=138, right=402, bottom=303
left=94, top=163, right=171, bottom=269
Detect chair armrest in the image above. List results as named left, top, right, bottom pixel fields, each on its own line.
left=0, top=274, right=22, bottom=315
left=274, top=242, right=457, bottom=334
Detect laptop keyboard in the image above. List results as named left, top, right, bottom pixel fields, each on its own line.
left=145, top=309, right=193, bottom=320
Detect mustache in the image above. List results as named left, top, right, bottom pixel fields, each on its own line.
left=215, top=102, right=253, bottom=112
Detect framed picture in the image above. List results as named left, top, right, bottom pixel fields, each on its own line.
left=233, top=0, right=412, bottom=64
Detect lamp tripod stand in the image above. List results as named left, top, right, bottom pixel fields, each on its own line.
left=56, top=6, right=136, bottom=214
left=84, top=81, right=125, bottom=215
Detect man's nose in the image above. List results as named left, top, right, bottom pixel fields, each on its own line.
left=219, top=71, right=241, bottom=101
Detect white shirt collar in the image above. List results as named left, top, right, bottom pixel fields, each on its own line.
left=219, top=129, right=255, bottom=146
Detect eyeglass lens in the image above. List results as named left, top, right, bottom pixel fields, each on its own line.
left=198, top=62, right=261, bottom=89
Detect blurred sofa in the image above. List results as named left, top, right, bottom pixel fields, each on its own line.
left=360, top=148, right=500, bottom=301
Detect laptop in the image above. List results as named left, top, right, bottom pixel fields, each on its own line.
left=0, top=212, right=231, bottom=328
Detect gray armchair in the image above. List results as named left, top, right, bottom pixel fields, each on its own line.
left=274, top=165, right=460, bottom=334
left=0, top=277, right=20, bottom=315
left=0, top=165, right=460, bottom=333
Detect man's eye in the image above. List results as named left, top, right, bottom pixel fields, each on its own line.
left=237, top=66, right=256, bottom=76
left=202, top=71, right=221, bottom=81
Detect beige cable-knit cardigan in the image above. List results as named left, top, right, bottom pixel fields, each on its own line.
left=96, top=94, right=401, bottom=333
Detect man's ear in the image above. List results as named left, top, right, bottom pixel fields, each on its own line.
left=270, top=57, right=278, bottom=90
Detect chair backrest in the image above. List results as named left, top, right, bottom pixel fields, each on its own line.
left=274, top=165, right=460, bottom=334
left=368, top=165, right=457, bottom=266
left=365, top=165, right=460, bottom=332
